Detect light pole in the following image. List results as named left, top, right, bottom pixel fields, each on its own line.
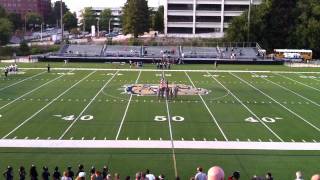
left=108, top=18, right=112, bottom=34
left=247, top=0, right=252, bottom=43
left=41, top=23, right=43, bottom=41
left=24, top=14, right=27, bottom=35
left=60, top=0, right=64, bottom=43
left=97, top=18, right=100, bottom=37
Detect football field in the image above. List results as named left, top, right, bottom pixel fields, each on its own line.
left=0, top=64, right=320, bottom=179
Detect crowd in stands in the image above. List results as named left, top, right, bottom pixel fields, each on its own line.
left=3, top=64, right=19, bottom=77
left=2, top=164, right=320, bottom=180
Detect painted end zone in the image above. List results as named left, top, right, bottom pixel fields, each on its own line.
left=0, top=140, right=319, bottom=150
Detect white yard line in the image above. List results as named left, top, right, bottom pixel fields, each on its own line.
left=208, top=72, right=284, bottom=142
left=17, top=67, right=320, bottom=74
left=1, top=71, right=96, bottom=139
left=0, top=71, right=71, bottom=111
left=0, top=139, right=319, bottom=150
left=115, top=71, right=142, bottom=140
left=231, top=72, right=320, bottom=132
left=185, top=71, right=229, bottom=141
left=162, top=71, right=178, bottom=178
left=58, top=70, right=120, bottom=140
left=276, top=73, right=320, bottom=93
left=0, top=71, right=46, bottom=91
left=254, top=73, right=320, bottom=108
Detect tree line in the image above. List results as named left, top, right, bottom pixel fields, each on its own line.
left=226, top=0, right=320, bottom=58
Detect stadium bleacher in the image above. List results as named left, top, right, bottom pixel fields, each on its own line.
left=46, top=43, right=272, bottom=63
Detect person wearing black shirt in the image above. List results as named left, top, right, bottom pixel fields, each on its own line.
left=102, top=166, right=109, bottom=180
left=52, top=167, right=61, bottom=180
left=42, top=166, right=50, bottom=180
left=67, top=166, right=74, bottom=180
left=29, top=165, right=38, bottom=180
left=19, top=166, right=26, bottom=180
left=3, top=166, right=13, bottom=180
left=47, top=64, right=51, bottom=73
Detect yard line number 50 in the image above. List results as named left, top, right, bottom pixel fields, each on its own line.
left=154, top=116, right=185, bottom=122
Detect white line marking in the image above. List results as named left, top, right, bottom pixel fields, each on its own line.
left=1, top=71, right=96, bottom=139
left=276, top=73, right=320, bottom=93
left=185, top=72, right=228, bottom=141
left=255, top=73, right=320, bottom=108
left=162, top=71, right=178, bottom=177
left=115, top=71, right=142, bottom=140
left=14, top=67, right=320, bottom=74
left=0, top=140, right=320, bottom=150
left=208, top=72, right=283, bottom=141
left=0, top=71, right=72, bottom=111
left=231, top=72, right=320, bottom=133
left=58, top=71, right=119, bottom=140
left=0, top=71, right=45, bottom=91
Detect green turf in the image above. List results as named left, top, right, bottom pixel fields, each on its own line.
left=0, top=64, right=320, bottom=179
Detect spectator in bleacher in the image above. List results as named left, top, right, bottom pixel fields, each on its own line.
left=158, top=174, right=165, bottom=180
left=265, top=172, right=273, bottom=180
left=141, top=172, right=147, bottom=180
left=42, top=166, right=50, bottom=180
left=19, top=166, right=26, bottom=180
left=295, top=171, right=304, bottom=180
left=311, top=174, right=320, bottom=180
left=105, top=174, right=112, bottom=180
left=251, top=176, right=265, bottom=180
left=195, top=167, right=207, bottom=180
left=135, top=172, right=141, bottom=180
left=67, top=166, right=75, bottom=180
left=145, top=169, right=156, bottom=180
left=114, top=173, right=120, bottom=180
left=94, top=171, right=103, bottom=180
left=3, top=166, right=13, bottom=180
left=52, top=166, right=61, bottom=180
left=207, top=166, right=224, bottom=180
left=30, top=165, right=38, bottom=180
left=76, top=172, right=86, bottom=180
left=61, top=171, right=71, bottom=180
left=76, top=164, right=85, bottom=177
left=228, top=171, right=240, bottom=180
left=90, top=167, right=96, bottom=180
left=102, top=166, right=109, bottom=180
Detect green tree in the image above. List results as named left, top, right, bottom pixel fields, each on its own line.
left=0, top=18, right=13, bottom=45
left=293, top=0, right=320, bottom=57
left=152, top=6, right=164, bottom=33
left=0, top=5, right=6, bottom=17
left=52, top=1, right=69, bottom=22
left=63, top=11, right=78, bottom=31
left=122, top=0, right=149, bottom=38
left=8, top=13, right=23, bottom=31
left=19, top=41, right=30, bottom=55
left=80, top=7, right=97, bottom=32
left=26, top=12, right=43, bottom=30
left=99, top=8, right=112, bottom=31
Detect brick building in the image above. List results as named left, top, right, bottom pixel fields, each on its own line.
left=0, top=0, right=51, bottom=19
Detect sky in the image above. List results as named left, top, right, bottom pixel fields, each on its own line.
left=52, top=0, right=164, bottom=13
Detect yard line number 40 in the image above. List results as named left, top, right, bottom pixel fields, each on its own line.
left=245, top=117, right=282, bottom=123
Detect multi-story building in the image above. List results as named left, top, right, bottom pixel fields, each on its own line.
left=164, top=0, right=262, bottom=38
left=91, top=7, right=123, bottom=32
left=0, top=0, right=51, bottom=19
